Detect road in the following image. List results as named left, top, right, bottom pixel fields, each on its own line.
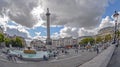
left=107, top=45, right=120, bottom=67
left=0, top=50, right=97, bottom=67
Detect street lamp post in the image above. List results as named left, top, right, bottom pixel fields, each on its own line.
left=113, top=11, right=119, bottom=46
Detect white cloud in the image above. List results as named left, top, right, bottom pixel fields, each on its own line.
left=5, top=25, right=31, bottom=39
left=0, top=13, right=9, bottom=31
left=35, top=32, right=41, bottom=36
left=33, top=35, right=46, bottom=41
left=59, top=13, right=120, bottom=38
left=117, top=12, right=120, bottom=24
left=0, top=21, right=32, bottom=39
left=41, top=0, right=110, bottom=29
left=99, top=16, right=114, bottom=29
left=0, top=0, right=44, bottom=28
left=51, top=32, right=60, bottom=39
left=0, top=0, right=111, bottom=29
left=0, top=0, right=118, bottom=39
left=78, top=28, right=97, bottom=36
left=59, top=26, right=97, bottom=38
left=59, top=26, right=79, bottom=38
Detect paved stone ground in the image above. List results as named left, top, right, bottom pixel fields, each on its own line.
left=107, top=45, right=120, bottom=67
left=0, top=49, right=97, bottom=67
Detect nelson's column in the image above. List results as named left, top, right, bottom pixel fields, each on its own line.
left=46, top=8, right=52, bottom=46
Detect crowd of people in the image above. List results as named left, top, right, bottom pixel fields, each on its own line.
left=6, top=49, right=17, bottom=62
left=0, top=42, right=111, bottom=62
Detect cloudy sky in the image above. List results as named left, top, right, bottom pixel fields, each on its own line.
left=0, top=0, right=120, bottom=41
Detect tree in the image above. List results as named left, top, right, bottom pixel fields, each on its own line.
left=4, top=37, right=11, bottom=47
left=15, top=36, right=25, bottom=47
left=0, top=33, right=5, bottom=47
left=104, top=34, right=112, bottom=42
left=95, top=36, right=103, bottom=43
left=0, top=33, right=4, bottom=42
left=10, top=38, right=16, bottom=47
left=79, top=37, right=95, bottom=47
left=117, top=30, right=120, bottom=39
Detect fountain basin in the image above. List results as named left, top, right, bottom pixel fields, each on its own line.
left=9, top=50, right=49, bottom=61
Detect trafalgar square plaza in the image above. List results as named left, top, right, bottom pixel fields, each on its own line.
left=0, top=0, right=120, bottom=67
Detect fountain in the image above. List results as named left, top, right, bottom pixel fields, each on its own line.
left=9, top=40, right=49, bottom=61
left=23, top=43, right=36, bottom=54
left=23, top=47, right=36, bottom=54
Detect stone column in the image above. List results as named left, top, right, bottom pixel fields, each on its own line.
left=46, top=8, right=52, bottom=46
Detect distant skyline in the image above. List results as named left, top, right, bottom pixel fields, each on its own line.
left=0, top=0, right=120, bottom=41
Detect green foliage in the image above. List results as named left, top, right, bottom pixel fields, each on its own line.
left=117, top=30, right=120, bottom=39
left=4, top=37, right=11, bottom=47
left=79, top=37, right=95, bottom=47
left=10, top=38, right=16, bottom=47
left=0, top=32, right=25, bottom=48
left=95, top=36, right=103, bottom=43
left=0, top=33, right=4, bottom=42
left=104, top=34, right=112, bottom=42
left=15, top=36, right=24, bottom=47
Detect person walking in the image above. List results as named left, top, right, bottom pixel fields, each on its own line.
left=13, top=55, right=17, bottom=62
left=75, top=49, right=78, bottom=54
left=96, top=47, right=99, bottom=54
left=43, top=55, right=48, bottom=61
